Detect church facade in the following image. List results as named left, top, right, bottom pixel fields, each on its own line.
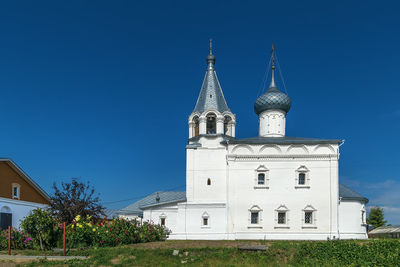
left=138, top=47, right=368, bottom=240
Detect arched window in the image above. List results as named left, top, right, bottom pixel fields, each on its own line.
left=206, top=113, right=216, bottom=134
left=0, top=206, right=12, bottom=230
left=224, top=116, right=232, bottom=135
left=258, top=173, right=265, bottom=185
left=207, top=178, right=211, bottom=186
left=193, top=116, right=199, bottom=137
left=298, top=173, right=306, bottom=185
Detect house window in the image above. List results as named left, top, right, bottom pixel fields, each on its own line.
left=207, top=178, right=211, bottom=186
left=12, top=183, right=20, bottom=199
left=202, top=212, right=210, bottom=227
left=258, top=173, right=265, bottom=185
left=302, top=205, right=317, bottom=228
left=298, top=173, right=306, bottom=185
left=275, top=205, right=289, bottom=228
left=295, top=166, right=310, bottom=188
left=304, top=211, right=313, bottom=224
left=251, top=212, right=259, bottom=224
left=278, top=212, right=286, bottom=224
left=0, top=206, right=12, bottom=230
left=248, top=205, right=262, bottom=227
left=160, top=218, right=166, bottom=226
left=254, top=165, right=269, bottom=189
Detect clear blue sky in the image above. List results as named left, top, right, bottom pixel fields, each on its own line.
left=0, top=1, right=399, bottom=223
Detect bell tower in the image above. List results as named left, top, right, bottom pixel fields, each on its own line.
left=188, top=40, right=235, bottom=139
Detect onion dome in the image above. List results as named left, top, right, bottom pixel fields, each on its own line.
left=254, top=46, right=291, bottom=115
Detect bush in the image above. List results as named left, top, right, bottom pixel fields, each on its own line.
left=67, top=215, right=170, bottom=248
left=0, top=228, right=33, bottom=250
left=294, top=239, right=400, bottom=266
left=20, top=208, right=61, bottom=250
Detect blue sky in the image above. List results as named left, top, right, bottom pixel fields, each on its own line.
left=0, top=1, right=399, bottom=223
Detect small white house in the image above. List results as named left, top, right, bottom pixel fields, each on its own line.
left=120, top=46, right=368, bottom=240
left=0, top=158, right=50, bottom=229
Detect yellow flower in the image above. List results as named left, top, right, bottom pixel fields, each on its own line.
left=72, top=224, right=74, bottom=229
left=75, top=215, right=81, bottom=222
left=92, top=228, right=96, bottom=232
left=77, top=223, right=82, bottom=228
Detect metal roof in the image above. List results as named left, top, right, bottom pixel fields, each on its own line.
left=339, top=184, right=369, bottom=203
left=254, top=86, right=292, bottom=115
left=192, top=52, right=230, bottom=114
left=369, top=226, right=400, bottom=235
left=118, top=191, right=186, bottom=216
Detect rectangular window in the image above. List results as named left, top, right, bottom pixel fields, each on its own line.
left=298, top=173, right=306, bottom=185
left=251, top=212, right=259, bottom=224
left=160, top=218, right=165, bottom=226
left=13, top=187, right=19, bottom=198
left=258, top=173, right=265, bottom=185
left=305, top=211, right=313, bottom=224
left=278, top=212, right=286, bottom=224
left=203, top=218, right=208, bottom=226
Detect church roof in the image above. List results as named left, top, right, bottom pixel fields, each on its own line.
left=192, top=48, right=230, bottom=114
left=118, top=191, right=186, bottom=216
left=217, top=135, right=342, bottom=145
left=339, top=184, right=369, bottom=203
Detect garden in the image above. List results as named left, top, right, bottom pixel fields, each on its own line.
left=0, top=208, right=170, bottom=252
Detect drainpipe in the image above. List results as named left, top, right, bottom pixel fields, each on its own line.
left=225, top=139, right=230, bottom=240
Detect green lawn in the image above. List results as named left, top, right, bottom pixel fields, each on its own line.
left=1, top=239, right=399, bottom=266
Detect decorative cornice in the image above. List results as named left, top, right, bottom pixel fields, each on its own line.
left=228, top=154, right=338, bottom=161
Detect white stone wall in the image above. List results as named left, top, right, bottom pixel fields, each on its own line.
left=0, top=197, right=48, bottom=229
left=143, top=136, right=367, bottom=240
left=339, top=200, right=368, bottom=239
left=186, top=136, right=227, bottom=203
left=259, top=109, right=287, bottom=137
left=226, top=143, right=340, bottom=240
left=143, top=204, right=179, bottom=233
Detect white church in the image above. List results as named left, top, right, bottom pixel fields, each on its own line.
left=120, top=46, right=369, bottom=240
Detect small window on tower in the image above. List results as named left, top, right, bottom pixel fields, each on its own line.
left=160, top=218, right=166, bottom=226
left=207, top=178, right=211, bottom=186
left=203, top=218, right=208, bottom=226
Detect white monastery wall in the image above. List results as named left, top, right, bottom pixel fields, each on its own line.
left=339, top=200, right=367, bottom=239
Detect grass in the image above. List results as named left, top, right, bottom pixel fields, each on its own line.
left=1, top=239, right=399, bottom=266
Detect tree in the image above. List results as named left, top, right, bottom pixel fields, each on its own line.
left=49, top=178, right=105, bottom=224
left=20, top=208, right=60, bottom=250
left=367, top=207, right=387, bottom=229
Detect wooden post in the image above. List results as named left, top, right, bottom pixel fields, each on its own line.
left=8, top=226, right=11, bottom=255
left=63, top=222, right=66, bottom=256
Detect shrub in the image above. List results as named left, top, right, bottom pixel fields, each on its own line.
left=0, top=228, right=33, bottom=250
left=20, top=208, right=60, bottom=250
left=67, top=216, right=170, bottom=248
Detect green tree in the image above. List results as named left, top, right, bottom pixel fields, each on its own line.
left=367, top=207, right=387, bottom=229
left=49, top=178, right=105, bottom=224
left=20, top=208, right=60, bottom=250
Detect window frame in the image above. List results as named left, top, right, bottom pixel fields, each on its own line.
left=361, top=206, right=367, bottom=226
left=11, top=183, right=20, bottom=199
left=295, top=166, right=310, bottom=188
left=159, top=213, right=167, bottom=226
left=254, top=165, right=269, bottom=189
left=201, top=212, right=210, bottom=228
left=302, top=205, right=317, bottom=229
left=248, top=205, right=262, bottom=228
left=274, top=205, right=290, bottom=229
